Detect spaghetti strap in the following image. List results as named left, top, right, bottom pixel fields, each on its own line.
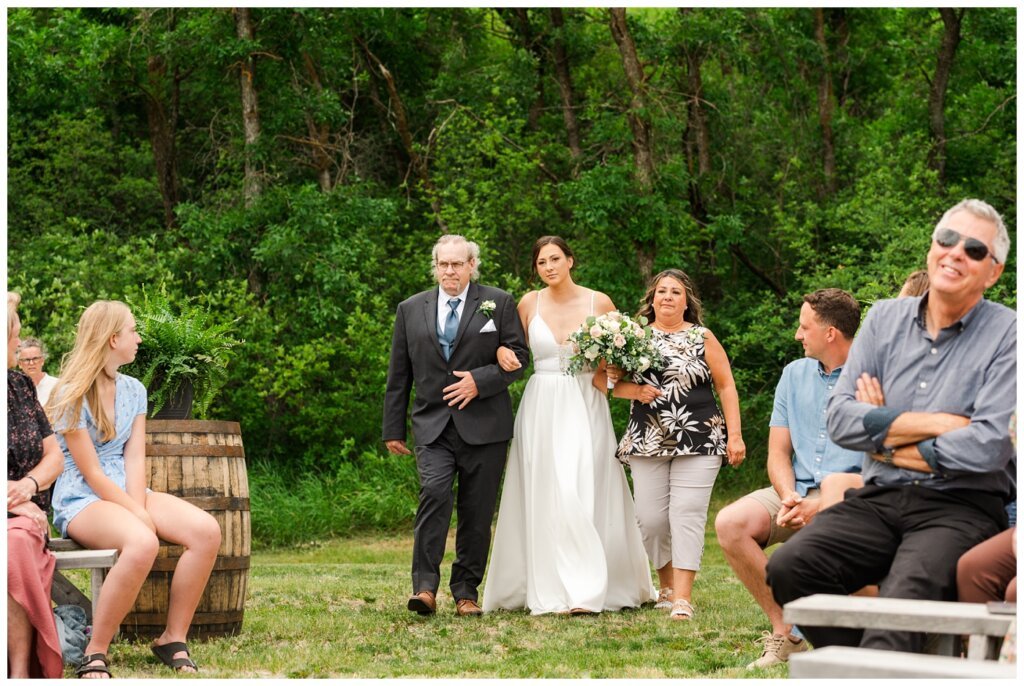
left=535, top=289, right=543, bottom=317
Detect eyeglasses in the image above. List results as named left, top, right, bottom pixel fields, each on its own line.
left=933, top=228, right=999, bottom=263
left=18, top=356, right=43, bottom=364
left=435, top=261, right=467, bottom=272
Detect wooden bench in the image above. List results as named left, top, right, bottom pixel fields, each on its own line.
left=788, top=646, right=1016, bottom=678
left=47, top=538, right=118, bottom=623
left=783, top=593, right=1014, bottom=660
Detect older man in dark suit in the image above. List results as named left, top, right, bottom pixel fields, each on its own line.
left=383, top=234, right=528, bottom=616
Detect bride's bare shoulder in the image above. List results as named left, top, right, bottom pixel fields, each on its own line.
left=590, top=290, right=616, bottom=314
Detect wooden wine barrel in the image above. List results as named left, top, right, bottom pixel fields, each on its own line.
left=120, top=420, right=250, bottom=639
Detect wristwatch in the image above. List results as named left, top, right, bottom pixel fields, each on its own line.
left=880, top=446, right=895, bottom=465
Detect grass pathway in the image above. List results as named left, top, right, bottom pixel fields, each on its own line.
left=76, top=528, right=789, bottom=678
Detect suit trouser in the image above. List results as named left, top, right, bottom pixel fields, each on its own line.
left=412, top=418, right=508, bottom=601
left=766, top=484, right=1004, bottom=653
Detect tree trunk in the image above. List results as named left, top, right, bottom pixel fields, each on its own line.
left=549, top=8, right=583, bottom=166
left=144, top=54, right=180, bottom=227
left=609, top=8, right=656, bottom=281
left=500, top=9, right=545, bottom=131
left=235, top=7, right=262, bottom=206
left=358, top=38, right=447, bottom=232
left=678, top=8, right=719, bottom=299
left=609, top=9, right=655, bottom=190
left=928, top=8, right=964, bottom=186
left=300, top=51, right=333, bottom=192
left=814, top=8, right=837, bottom=196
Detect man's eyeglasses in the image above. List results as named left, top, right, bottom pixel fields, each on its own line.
left=932, top=228, right=999, bottom=264
left=19, top=356, right=43, bottom=364
left=436, top=261, right=467, bottom=272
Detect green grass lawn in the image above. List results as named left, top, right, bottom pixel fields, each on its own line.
left=67, top=516, right=790, bottom=679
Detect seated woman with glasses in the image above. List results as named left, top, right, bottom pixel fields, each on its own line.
left=18, top=337, right=59, bottom=406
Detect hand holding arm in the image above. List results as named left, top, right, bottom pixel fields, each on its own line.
left=8, top=500, right=51, bottom=536
left=7, top=479, right=37, bottom=509
left=469, top=293, right=528, bottom=399
left=496, top=346, right=522, bottom=372
left=8, top=427, right=64, bottom=510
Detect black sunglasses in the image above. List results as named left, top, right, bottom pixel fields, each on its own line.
left=933, top=228, right=998, bottom=263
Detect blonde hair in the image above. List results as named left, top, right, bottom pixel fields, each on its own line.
left=7, top=292, right=21, bottom=339
left=47, top=301, right=133, bottom=442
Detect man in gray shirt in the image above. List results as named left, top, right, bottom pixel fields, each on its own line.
left=766, top=198, right=1016, bottom=653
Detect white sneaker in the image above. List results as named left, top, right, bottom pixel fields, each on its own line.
left=747, top=631, right=808, bottom=669
left=654, top=588, right=674, bottom=610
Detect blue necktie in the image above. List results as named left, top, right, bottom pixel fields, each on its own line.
left=440, top=298, right=460, bottom=360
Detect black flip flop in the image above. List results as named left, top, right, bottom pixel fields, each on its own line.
left=76, top=652, right=112, bottom=678
left=151, top=641, right=198, bottom=672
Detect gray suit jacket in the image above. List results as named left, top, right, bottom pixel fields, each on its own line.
left=382, top=282, right=528, bottom=446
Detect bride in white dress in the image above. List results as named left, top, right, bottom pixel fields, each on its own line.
left=482, top=236, right=655, bottom=614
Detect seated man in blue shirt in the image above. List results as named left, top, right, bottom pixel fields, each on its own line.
left=767, top=198, right=1016, bottom=654
left=716, top=288, right=863, bottom=668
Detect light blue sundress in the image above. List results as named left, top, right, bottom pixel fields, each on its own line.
left=51, top=374, right=148, bottom=536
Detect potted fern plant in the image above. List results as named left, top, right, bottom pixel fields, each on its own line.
left=126, top=289, right=240, bottom=419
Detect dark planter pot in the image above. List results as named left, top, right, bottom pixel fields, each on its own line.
left=150, top=378, right=194, bottom=419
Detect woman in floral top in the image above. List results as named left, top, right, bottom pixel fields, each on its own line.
left=7, top=292, right=64, bottom=678
left=610, top=269, right=745, bottom=621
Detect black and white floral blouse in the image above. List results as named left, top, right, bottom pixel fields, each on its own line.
left=615, top=326, right=726, bottom=460
left=7, top=369, right=54, bottom=513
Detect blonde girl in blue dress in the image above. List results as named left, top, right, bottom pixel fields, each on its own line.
left=49, top=301, right=221, bottom=677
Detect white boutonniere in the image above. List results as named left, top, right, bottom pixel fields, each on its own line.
left=479, top=300, right=497, bottom=318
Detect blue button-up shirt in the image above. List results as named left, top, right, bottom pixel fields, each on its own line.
left=827, top=295, right=1016, bottom=498
left=770, top=357, right=864, bottom=496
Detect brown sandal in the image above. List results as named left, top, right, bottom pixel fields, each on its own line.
left=76, top=653, right=112, bottom=678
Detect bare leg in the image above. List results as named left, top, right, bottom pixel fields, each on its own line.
left=672, top=568, right=697, bottom=602
left=715, top=498, right=791, bottom=636
left=656, top=562, right=673, bottom=592
left=7, top=594, right=33, bottom=678
left=819, top=473, right=863, bottom=511
left=146, top=491, right=221, bottom=671
left=67, top=501, right=160, bottom=678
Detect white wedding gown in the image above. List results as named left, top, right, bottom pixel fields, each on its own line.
left=482, top=292, right=656, bottom=614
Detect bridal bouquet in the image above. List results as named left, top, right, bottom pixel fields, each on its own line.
left=565, top=311, right=664, bottom=378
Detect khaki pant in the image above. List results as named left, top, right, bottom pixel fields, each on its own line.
left=629, top=453, right=721, bottom=571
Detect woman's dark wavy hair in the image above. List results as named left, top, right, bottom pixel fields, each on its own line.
left=637, top=269, right=704, bottom=327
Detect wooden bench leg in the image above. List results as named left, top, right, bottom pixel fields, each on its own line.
left=51, top=572, right=93, bottom=622
left=91, top=568, right=104, bottom=616
left=966, top=634, right=1003, bottom=660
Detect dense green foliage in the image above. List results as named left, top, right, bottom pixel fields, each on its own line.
left=8, top=8, right=1015, bottom=542
left=124, top=287, right=241, bottom=418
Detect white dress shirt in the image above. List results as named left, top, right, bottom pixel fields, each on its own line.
left=437, top=285, right=470, bottom=335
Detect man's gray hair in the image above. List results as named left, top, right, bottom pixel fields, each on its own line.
left=432, top=234, right=481, bottom=280
left=936, top=199, right=1011, bottom=264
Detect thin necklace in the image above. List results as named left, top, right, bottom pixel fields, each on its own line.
left=654, top=321, right=690, bottom=333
